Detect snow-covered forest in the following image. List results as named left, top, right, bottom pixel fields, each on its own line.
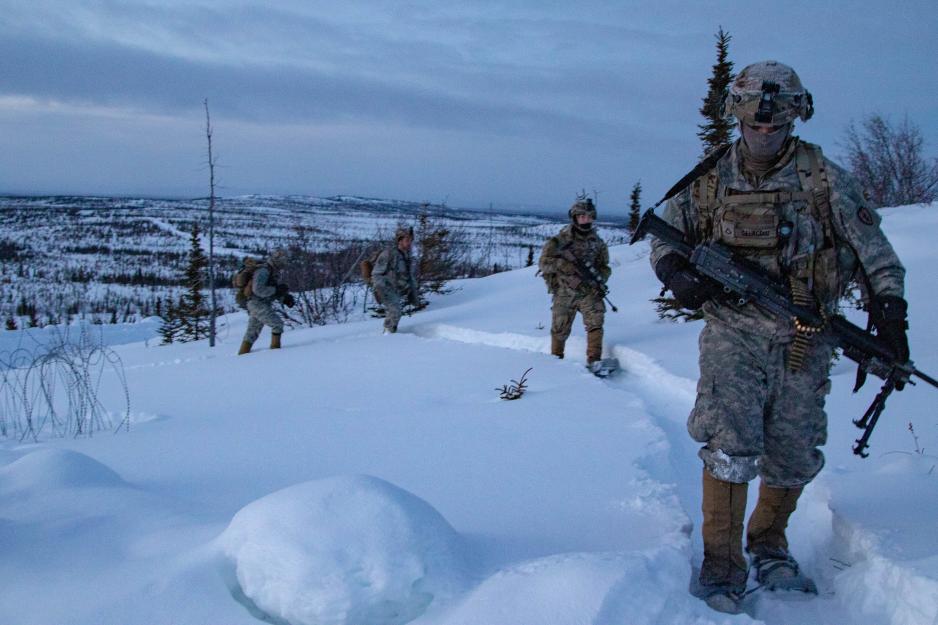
left=0, top=194, right=630, bottom=327
left=0, top=200, right=935, bottom=625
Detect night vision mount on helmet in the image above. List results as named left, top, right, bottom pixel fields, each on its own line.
left=568, top=198, right=597, bottom=221
left=723, top=60, right=814, bottom=127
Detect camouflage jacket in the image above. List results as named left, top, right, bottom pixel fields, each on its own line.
left=650, top=137, right=905, bottom=340
left=250, top=264, right=280, bottom=301
left=372, top=245, right=418, bottom=296
left=539, top=225, right=611, bottom=298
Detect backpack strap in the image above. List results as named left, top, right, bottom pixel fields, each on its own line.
left=795, top=141, right=834, bottom=246
left=692, top=166, right=720, bottom=242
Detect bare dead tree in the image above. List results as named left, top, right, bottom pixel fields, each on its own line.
left=204, top=98, right=218, bottom=347
left=842, top=113, right=938, bottom=208
left=279, top=224, right=369, bottom=327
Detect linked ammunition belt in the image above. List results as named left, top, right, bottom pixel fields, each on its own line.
left=788, top=277, right=826, bottom=372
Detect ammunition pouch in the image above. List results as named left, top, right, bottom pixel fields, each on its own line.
left=714, top=199, right=781, bottom=250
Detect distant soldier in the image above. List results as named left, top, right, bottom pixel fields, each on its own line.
left=538, top=198, right=611, bottom=371
left=371, top=226, right=419, bottom=334
left=649, top=61, right=909, bottom=613
left=236, top=250, right=294, bottom=355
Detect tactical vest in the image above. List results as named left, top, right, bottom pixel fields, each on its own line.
left=691, top=141, right=841, bottom=308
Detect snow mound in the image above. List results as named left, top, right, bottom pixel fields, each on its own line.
left=0, top=448, right=125, bottom=494
left=219, top=475, right=467, bottom=625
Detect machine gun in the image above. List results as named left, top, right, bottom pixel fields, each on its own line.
left=630, top=208, right=938, bottom=457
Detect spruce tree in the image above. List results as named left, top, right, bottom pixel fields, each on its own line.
left=415, top=212, right=454, bottom=303
left=697, top=27, right=735, bottom=157
left=158, top=297, right=177, bottom=344
left=176, top=223, right=211, bottom=341
left=627, top=181, right=642, bottom=236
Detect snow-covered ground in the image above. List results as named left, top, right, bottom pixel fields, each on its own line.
left=1, top=204, right=936, bottom=625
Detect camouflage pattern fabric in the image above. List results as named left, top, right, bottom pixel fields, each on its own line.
left=650, top=138, right=905, bottom=341
left=375, top=285, right=403, bottom=332
left=539, top=225, right=610, bottom=298
left=551, top=293, right=605, bottom=344
left=539, top=225, right=610, bottom=358
left=372, top=246, right=418, bottom=302
left=650, top=137, right=905, bottom=486
left=691, top=320, right=835, bottom=487
left=242, top=298, right=284, bottom=345
left=241, top=263, right=285, bottom=345
left=372, top=244, right=417, bottom=333
left=251, top=265, right=278, bottom=299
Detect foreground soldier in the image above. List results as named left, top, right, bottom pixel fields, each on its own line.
left=237, top=250, right=294, bottom=355
left=649, top=61, right=909, bottom=613
left=372, top=226, right=419, bottom=334
left=539, top=198, right=611, bottom=371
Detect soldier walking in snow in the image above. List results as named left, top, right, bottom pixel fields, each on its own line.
left=371, top=226, right=419, bottom=334
left=236, top=250, right=294, bottom=355
left=538, top=198, right=612, bottom=373
left=649, top=61, right=910, bottom=613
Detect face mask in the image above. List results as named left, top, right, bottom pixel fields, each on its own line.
left=574, top=221, right=593, bottom=233
left=741, top=123, right=791, bottom=161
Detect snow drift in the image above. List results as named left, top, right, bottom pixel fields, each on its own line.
left=219, top=475, right=468, bottom=625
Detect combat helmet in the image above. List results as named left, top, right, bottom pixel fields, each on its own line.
left=568, top=197, right=597, bottom=222
left=268, top=248, right=288, bottom=268
left=724, top=60, right=814, bottom=127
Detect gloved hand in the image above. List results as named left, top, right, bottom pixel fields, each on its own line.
left=275, top=283, right=289, bottom=298
left=408, top=292, right=420, bottom=307
left=282, top=293, right=296, bottom=308
left=654, top=253, right=721, bottom=310
left=872, top=295, right=910, bottom=389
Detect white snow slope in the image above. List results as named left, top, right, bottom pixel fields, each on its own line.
left=1, top=204, right=937, bottom=625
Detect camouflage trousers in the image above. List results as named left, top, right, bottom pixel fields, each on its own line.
left=551, top=292, right=605, bottom=357
left=374, top=286, right=403, bottom=332
left=689, top=320, right=835, bottom=487
left=242, top=298, right=284, bottom=345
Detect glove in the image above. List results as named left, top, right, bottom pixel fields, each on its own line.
left=871, top=295, right=910, bottom=389
left=275, top=283, right=289, bottom=297
left=408, top=292, right=420, bottom=307
left=654, top=253, right=721, bottom=310
left=282, top=293, right=296, bottom=308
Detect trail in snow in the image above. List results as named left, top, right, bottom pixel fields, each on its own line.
left=407, top=320, right=862, bottom=625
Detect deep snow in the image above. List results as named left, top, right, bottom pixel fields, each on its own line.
left=1, top=203, right=936, bottom=625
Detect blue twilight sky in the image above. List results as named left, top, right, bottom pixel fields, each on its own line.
left=1, top=1, right=936, bottom=214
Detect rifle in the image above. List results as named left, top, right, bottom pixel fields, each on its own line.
left=554, top=245, right=619, bottom=312
left=630, top=208, right=938, bottom=457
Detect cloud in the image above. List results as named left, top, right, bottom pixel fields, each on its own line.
left=1, top=0, right=936, bottom=205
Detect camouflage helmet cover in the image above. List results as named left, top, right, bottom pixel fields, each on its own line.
left=568, top=197, right=597, bottom=221
left=724, top=60, right=814, bottom=127
left=268, top=248, right=288, bottom=268
left=395, top=225, right=414, bottom=241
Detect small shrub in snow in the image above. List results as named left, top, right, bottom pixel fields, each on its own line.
left=497, top=367, right=532, bottom=400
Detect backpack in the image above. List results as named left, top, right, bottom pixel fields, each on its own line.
left=360, top=248, right=384, bottom=285
left=232, top=258, right=260, bottom=308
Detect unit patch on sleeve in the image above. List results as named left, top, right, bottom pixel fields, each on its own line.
left=857, top=206, right=875, bottom=226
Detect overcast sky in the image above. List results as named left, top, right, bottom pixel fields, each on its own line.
left=1, top=1, right=936, bottom=214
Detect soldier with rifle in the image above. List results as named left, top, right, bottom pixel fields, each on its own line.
left=538, top=197, right=615, bottom=375
left=636, top=61, right=925, bottom=614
